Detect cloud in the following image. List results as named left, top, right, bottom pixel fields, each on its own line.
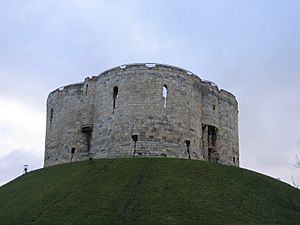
left=0, top=98, right=45, bottom=185
left=0, top=149, right=43, bottom=187
left=0, top=97, right=45, bottom=157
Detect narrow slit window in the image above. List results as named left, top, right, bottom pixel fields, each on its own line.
left=85, top=84, right=89, bottom=95
left=113, top=86, right=118, bottom=110
left=71, top=147, right=76, bottom=162
left=185, top=140, right=191, bottom=159
left=163, top=85, right=168, bottom=108
left=132, top=135, right=138, bottom=157
left=50, top=108, right=54, bottom=122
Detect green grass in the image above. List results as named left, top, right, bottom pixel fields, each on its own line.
left=0, top=158, right=300, bottom=225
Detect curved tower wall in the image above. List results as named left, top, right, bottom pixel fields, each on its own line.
left=45, top=64, right=239, bottom=167
left=45, top=78, right=97, bottom=165
left=91, top=65, right=203, bottom=160
left=218, top=90, right=239, bottom=165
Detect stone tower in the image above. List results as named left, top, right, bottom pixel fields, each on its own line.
left=45, top=63, right=239, bottom=167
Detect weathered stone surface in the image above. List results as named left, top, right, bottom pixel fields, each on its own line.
left=45, top=63, right=239, bottom=167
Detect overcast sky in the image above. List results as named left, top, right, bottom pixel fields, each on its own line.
left=1, top=0, right=300, bottom=187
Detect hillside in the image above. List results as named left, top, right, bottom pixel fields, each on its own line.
left=0, top=158, right=300, bottom=225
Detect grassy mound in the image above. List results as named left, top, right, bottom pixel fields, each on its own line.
left=0, top=158, right=300, bottom=225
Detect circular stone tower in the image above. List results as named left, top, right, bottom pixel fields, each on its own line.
left=45, top=63, right=239, bottom=167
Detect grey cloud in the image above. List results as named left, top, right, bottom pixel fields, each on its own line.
left=0, top=149, right=43, bottom=186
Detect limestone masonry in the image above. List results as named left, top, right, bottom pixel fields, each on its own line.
left=45, top=63, right=239, bottom=167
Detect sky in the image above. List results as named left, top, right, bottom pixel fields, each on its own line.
left=0, top=0, right=300, bottom=187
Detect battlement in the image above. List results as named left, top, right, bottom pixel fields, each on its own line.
left=45, top=63, right=239, bottom=167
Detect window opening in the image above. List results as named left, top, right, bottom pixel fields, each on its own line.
left=208, top=126, right=217, bottom=162
left=208, top=126, right=217, bottom=147
left=132, top=135, right=138, bottom=157
left=163, top=85, right=168, bottom=108
left=113, top=86, right=118, bottom=111
left=185, top=140, right=191, bottom=159
left=50, top=108, right=54, bottom=122
left=71, top=147, right=75, bottom=162
left=81, top=125, right=93, bottom=152
left=85, top=84, right=89, bottom=95
left=213, top=105, right=216, bottom=111
left=202, top=124, right=218, bottom=162
left=233, top=156, right=236, bottom=164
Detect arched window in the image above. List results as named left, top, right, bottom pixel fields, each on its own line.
left=50, top=108, right=54, bottom=122
left=113, top=86, right=118, bottom=110
left=163, top=85, right=168, bottom=109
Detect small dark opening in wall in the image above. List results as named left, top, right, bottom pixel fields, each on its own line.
left=233, top=156, right=236, bottom=164
left=208, top=126, right=217, bottom=147
left=132, top=135, right=138, bottom=157
left=81, top=125, right=93, bottom=152
left=113, top=86, right=118, bottom=111
left=213, top=105, right=216, bottom=111
left=71, top=147, right=76, bottom=162
left=85, top=84, right=89, bottom=95
left=50, top=108, right=54, bottom=122
left=81, top=125, right=93, bottom=135
left=185, top=140, right=191, bottom=147
left=132, top=135, right=138, bottom=142
left=185, top=140, right=191, bottom=159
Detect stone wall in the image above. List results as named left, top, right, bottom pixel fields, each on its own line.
left=45, top=63, right=239, bottom=167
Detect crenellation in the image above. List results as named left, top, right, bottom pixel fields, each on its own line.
left=44, top=63, right=239, bottom=167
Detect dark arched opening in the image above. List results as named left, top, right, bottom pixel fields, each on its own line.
left=113, top=86, right=118, bottom=111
